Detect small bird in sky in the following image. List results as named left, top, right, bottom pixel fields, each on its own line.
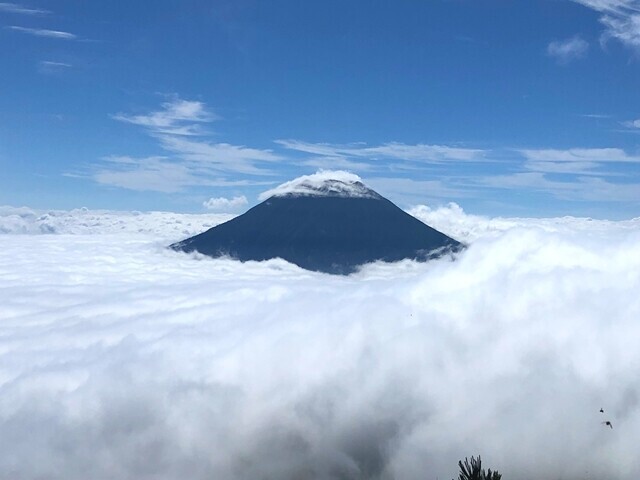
left=602, top=421, right=613, bottom=429
left=599, top=408, right=604, bottom=413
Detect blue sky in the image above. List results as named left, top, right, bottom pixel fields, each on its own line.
left=1, top=0, right=639, bottom=218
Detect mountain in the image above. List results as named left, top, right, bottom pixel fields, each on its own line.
left=171, top=171, right=464, bottom=274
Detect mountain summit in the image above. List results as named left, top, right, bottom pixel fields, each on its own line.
left=171, top=171, right=463, bottom=274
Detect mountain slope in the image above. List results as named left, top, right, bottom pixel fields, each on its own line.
left=171, top=172, right=463, bottom=274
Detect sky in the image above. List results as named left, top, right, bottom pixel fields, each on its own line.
left=1, top=0, right=640, bottom=218
left=1, top=206, right=639, bottom=479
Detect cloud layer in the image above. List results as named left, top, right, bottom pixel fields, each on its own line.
left=1, top=207, right=640, bottom=479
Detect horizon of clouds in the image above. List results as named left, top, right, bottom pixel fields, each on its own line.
left=1, top=208, right=639, bottom=479
left=547, top=35, right=589, bottom=63
left=2, top=203, right=640, bottom=238
left=573, top=0, right=640, bottom=49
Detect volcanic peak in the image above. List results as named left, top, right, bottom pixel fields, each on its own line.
left=258, top=170, right=381, bottom=200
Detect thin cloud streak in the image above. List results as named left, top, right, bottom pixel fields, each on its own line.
left=276, top=139, right=486, bottom=164
left=39, top=61, right=71, bottom=68
left=479, top=171, right=640, bottom=202
left=7, top=25, right=76, bottom=39
left=0, top=2, right=49, bottom=14
left=91, top=156, right=273, bottom=193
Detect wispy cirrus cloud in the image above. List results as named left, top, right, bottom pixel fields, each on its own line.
left=158, top=136, right=281, bottom=175
left=520, top=147, right=640, bottom=174
left=547, top=36, right=589, bottom=63
left=6, top=25, right=76, bottom=39
left=112, top=98, right=217, bottom=136
left=276, top=139, right=486, bottom=170
left=90, top=98, right=283, bottom=193
left=573, top=0, right=640, bottom=49
left=0, top=2, right=48, bottom=14
left=479, top=171, right=640, bottom=202
left=37, top=60, right=72, bottom=74
left=91, top=156, right=273, bottom=193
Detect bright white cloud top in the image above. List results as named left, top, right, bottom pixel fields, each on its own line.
left=258, top=170, right=379, bottom=200
left=1, top=205, right=640, bottom=479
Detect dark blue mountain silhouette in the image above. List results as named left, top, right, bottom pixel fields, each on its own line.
left=171, top=175, right=463, bottom=274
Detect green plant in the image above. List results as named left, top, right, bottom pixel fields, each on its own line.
left=454, top=455, right=501, bottom=480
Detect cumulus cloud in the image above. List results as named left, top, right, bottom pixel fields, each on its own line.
left=203, top=195, right=248, bottom=211
left=547, top=36, right=589, bottom=63
left=1, top=206, right=640, bottom=479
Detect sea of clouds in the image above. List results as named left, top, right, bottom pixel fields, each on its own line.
left=1, top=203, right=639, bottom=480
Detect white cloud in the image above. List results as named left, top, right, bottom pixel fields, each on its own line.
left=622, top=119, right=640, bottom=128
left=0, top=2, right=48, bottom=14
left=96, top=98, right=282, bottom=192
left=113, top=98, right=217, bottom=136
left=276, top=140, right=486, bottom=164
left=366, top=176, right=475, bottom=206
left=519, top=147, right=640, bottom=174
left=547, top=36, right=589, bottom=63
left=1, top=208, right=640, bottom=479
left=39, top=60, right=71, bottom=68
left=89, top=156, right=272, bottom=193
left=93, top=156, right=201, bottom=193
left=158, top=136, right=281, bottom=174
left=258, top=170, right=372, bottom=200
left=37, top=60, right=72, bottom=74
left=7, top=25, right=76, bottom=39
left=408, top=202, right=640, bottom=242
left=573, top=0, right=640, bottom=49
left=203, top=195, right=248, bottom=211
left=0, top=205, right=234, bottom=236
left=301, top=156, right=375, bottom=172
left=479, top=171, right=640, bottom=202
left=521, top=148, right=640, bottom=162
